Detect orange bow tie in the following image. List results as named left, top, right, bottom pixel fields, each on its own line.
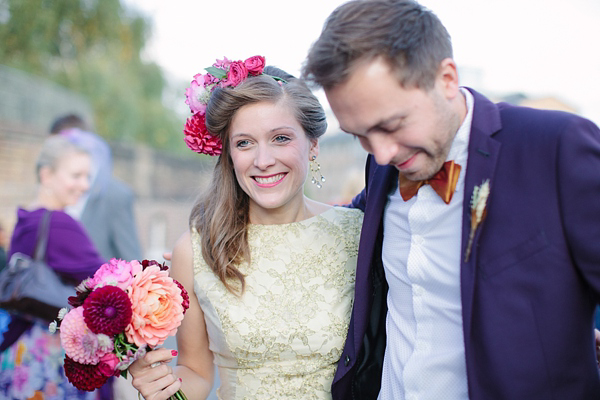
left=398, top=160, right=461, bottom=204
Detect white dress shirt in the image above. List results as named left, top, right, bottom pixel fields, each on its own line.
left=378, top=89, right=474, bottom=400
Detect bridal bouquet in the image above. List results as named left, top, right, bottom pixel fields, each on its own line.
left=50, top=259, right=190, bottom=399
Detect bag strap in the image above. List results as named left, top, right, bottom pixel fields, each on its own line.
left=33, top=210, right=52, bottom=262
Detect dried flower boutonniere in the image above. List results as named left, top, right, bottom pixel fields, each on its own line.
left=464, top=179, right=490, bottom=262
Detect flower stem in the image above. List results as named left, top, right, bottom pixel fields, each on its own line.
left=169, top=390, right=188, bottom=400
left=464, top=229, right=476, bottom=262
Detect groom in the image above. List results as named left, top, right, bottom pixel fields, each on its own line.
left=303, top=0, right=600, bottom=399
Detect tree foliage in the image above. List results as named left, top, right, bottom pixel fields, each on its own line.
left=0, top=0, right=187, bottom=152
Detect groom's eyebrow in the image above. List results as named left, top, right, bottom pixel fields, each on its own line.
left=340, top=114, right=406, bottom=136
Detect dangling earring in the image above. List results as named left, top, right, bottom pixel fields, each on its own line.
left=310, top=155, right=325, bottom=188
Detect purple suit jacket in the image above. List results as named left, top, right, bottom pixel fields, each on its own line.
left=333, top=88, right=600, bottom=399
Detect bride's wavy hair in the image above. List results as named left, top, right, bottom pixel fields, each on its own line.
left=189, top=66, right=327, bottom=294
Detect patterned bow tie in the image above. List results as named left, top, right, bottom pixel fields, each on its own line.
left=398, top=160, right=461, bottom=204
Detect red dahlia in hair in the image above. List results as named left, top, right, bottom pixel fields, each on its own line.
left=83, top=285, right=132, bottom=336
left=64, top=356, right=110, bottom=391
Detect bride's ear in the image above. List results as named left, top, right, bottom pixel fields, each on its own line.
left=309, top=139, right=320, bottom=160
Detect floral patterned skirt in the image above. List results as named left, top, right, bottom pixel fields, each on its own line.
left=0, top=313, right=99, bottom=400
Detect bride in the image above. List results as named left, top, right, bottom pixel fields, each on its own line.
left=129, top=56, right=363, bottom=399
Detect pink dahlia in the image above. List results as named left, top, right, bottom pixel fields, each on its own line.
left=60, top=307, right=112, bottom=364
left=125, top=265, right=185, bottom=347
left=183, top=112, right=222, bottom=156
left=245, top=55, right=266, bottom=76
left=89, top=258, right=141, bottom=291
left=83, top=285, right=133, bottom=336
left=64, top=356, right=110, bottom=391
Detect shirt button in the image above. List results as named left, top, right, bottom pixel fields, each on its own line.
left=413, top=235, right=424, bottom=245
left=344, top=355, right=350, bottom=366
left=416, top=341, right=429, bottom=352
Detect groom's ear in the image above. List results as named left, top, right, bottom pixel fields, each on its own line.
left=436, top=58, right=460, bottom=99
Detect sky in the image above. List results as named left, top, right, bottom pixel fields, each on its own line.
left=123, top=0, right=600, bottom=126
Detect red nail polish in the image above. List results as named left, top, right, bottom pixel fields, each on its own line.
left=179, top=378, right=182, bottom=382
left=171, top=350, right=178, bottom=356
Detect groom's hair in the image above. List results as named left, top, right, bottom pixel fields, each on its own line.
left=302, top=0, right=453, bottom=90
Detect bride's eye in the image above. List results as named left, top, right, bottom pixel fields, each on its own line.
left=236, top=139, right=250, bottom=148
left=274, top=135, right=291, bottom=143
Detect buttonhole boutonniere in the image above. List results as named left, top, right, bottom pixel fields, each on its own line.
left=464, top=179, right=490, bottom=262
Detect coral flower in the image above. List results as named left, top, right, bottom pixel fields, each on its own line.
left=60, top=307, right=112, bottom=364
left=125, top=265, right=185, bottom=347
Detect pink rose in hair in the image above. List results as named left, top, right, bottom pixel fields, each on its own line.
left=221, top=61, right=249, bottom=87
left=245, top=56, right=266, bottom=76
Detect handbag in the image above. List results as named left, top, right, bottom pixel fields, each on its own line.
left=0, top=210, right=76, bottom=321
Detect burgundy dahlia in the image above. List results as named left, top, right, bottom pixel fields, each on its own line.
left=173, top=279, right=190, bottom=314
left=68, top=280, right=93, bottom=308
left=83, top=285, right=132, bottom=336
left=141, top=259, right=168, bottom=271
left=68, top=292, right=89, bottom=309
left=64, top=356, right=110, bottom=391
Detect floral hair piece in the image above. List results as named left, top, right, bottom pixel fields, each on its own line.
left=183, top=55, right=285, bottom=156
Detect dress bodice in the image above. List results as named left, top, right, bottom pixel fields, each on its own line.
left=192, top=207, right=363, bottom=399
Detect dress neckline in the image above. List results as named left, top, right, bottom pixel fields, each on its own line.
left=248, top=206, right=337, bottom=229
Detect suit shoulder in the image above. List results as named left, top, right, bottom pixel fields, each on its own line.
left=498, top=103, right=593, bottom=132
left=106, top=178, right=134, bottom=195
left=101, top=179, right=135, bottom=206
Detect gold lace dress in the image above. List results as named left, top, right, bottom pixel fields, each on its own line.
left=191, top=207, right=363, bottom=399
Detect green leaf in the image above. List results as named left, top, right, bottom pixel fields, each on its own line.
left=205, top=66, right=227, bottom=80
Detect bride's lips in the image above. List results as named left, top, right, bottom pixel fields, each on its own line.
left=253, top=173, right=286, bottom=187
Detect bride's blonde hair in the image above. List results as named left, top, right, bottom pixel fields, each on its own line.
left=189, top=67, right=327, bottom=294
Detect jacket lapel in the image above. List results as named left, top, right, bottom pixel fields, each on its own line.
left=353, top=160, right=397, bottom=353
left=460, top=88, right=502, bottom=341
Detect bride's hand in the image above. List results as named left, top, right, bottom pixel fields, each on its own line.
left=129, top=348, right=182, bottom=400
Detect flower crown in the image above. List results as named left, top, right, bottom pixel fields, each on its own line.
left=183, top=55, right=277, bottom=156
